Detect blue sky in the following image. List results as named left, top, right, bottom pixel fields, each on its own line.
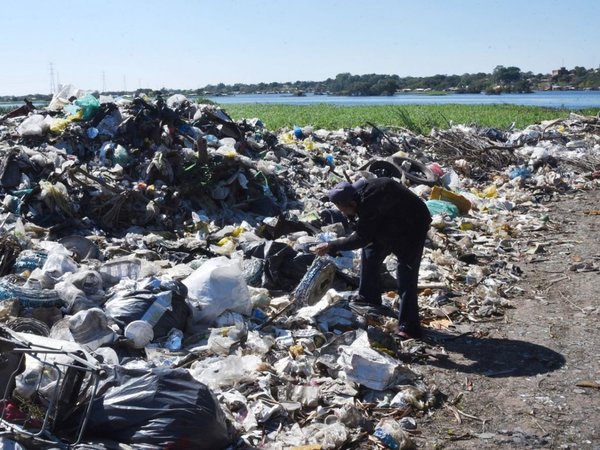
left=1, top=0, right=598, bottom=95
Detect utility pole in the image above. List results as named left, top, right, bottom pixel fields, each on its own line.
left=102, top=71, right=107, bottom=93
left=49, top=62, right=56, bottom=94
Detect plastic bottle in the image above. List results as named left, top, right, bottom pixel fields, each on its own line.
left=140, top=291, right=172, bottom=325
left=125, top=291, right=172, bottom=348
left=87, top=127, right=99, bottom=139
left=165, top=328, right=184, bottom=351
left=112, top=144, right=132, bottom=167
left=204, top=134, right=219, bottom=147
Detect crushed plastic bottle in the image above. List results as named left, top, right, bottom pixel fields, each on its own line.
left=165, top=328, right=184, bottom=351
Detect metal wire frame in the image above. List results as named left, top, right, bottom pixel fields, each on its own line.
left=0, top=329, right=104, bottom=449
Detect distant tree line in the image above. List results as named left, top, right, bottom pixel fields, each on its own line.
left=197, top=65, right=600, bottom=96
left=2, top=66, right=599, bottom=103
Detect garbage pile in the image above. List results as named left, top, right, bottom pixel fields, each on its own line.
left=0, top=88, right=599, bottom=449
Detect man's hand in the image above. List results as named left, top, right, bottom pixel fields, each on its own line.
left=311, top=242, right=330, bottom=257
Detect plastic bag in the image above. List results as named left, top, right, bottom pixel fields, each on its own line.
left=104, top=279, right=189, bottom=339
left=25, top=251, right=78, bottom=289
left=55, top=270, right=104, bottom=312
left=337, top=331, right=416, bottom=391
left=41, top=251, right=78, bottom=281
left=72, top=94, right=100, bottom=121
left=81, top=366, right=231, bottom=449
left=49, top=112, right=81, bottom=133
left=47, top=84, right=86, bottom=111
left=190, top=354, right=261, bottom=390
left=429, top=186, right=471, bottom=214
left=260, top=241, right=314, bottom=290
left=16, top=114, right=51, bottom=136
left=39, top=180, right=74, bottom=216
left=14, top=358, right=60, bottom=402
left=310, top=422, right=349, bottom=450
left=67, top=308, right=116, bottom=351
left=183, top=256, right=251, bottom=324
left=54, top=280, right=90, bottom=313
left=373, top=418, right=415, bottom=450
left=425, top=200, right=460, bottom=219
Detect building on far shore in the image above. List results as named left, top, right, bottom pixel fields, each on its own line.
left=551, top=67, right=569, bottom=77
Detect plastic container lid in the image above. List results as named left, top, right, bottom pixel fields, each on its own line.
left=125, top=320, right=154, bottom=349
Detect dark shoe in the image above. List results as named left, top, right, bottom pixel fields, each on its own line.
left=349, top=301, right=398, bottom=320
left=396, top=325, right=423, bottom=340
left=347, top=293, right=381, bottom=306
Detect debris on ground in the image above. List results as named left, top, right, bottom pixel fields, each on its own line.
left=0, top=90, right=598, bottom=449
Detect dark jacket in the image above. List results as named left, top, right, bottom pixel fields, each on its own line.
left=328, top=177, right=431, bottom=255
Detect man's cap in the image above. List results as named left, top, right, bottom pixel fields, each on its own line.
left=327, top=178, right=366, bottom=205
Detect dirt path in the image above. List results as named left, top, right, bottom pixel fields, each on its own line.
left=415, top=188, right=600, bottom=449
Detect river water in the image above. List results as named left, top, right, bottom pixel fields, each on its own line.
left=206, top=90, right=600, bottom=109
left=2, top=90, right=599, bottom=110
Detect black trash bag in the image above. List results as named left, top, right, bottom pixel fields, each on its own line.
left=80, top=366, right=232, bottom=450
left=0, top=148, right=30, bottom=189
left=104, top=279, right=189, bottom=338
left=256, top=213, right=319, bottom=240
left=261, top=241, right=315, bottom=291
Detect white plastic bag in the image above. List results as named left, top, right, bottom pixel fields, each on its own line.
left=41, top=252, right=78, bottom=282
left=16, top=114, right=52, bottom=136
left=190, top=354, right=261, bottom=390
left=183, top=256, right=251, bottom=324
left=47, top=84, right=88, bottom=111
left=337, top=331, right=416, bottom=390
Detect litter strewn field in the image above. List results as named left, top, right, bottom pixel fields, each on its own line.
left=0, top=88, right=598, bottom=449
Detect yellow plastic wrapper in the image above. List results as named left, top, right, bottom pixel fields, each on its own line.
left=49, top=118, right=71, bottom=133
left=303, top=138, right=315, bottom=151
left=289, top=344, right=305, bottom=357
left=231, top=225, right=245, bottom=237
left=471, top=184, right=497, bottom=198
left=279, top=131, right=295, bottom=144
left=482, top=185, right=497, bottom=198
left=217, top=236, right=232, bottom=247
left=49, top=110, right=82, bottom=133
left=459, top=221, right=474, bottom=231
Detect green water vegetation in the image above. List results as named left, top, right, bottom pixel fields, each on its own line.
left=224, top=104, right=600, bottom=135
left=2, top=101, right=598, bottom=136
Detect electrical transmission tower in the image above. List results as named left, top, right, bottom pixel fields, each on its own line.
left=49, top=62, right=56, bottom=94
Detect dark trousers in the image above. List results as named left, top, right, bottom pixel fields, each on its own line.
left=358, top=234, right=426, bottom=333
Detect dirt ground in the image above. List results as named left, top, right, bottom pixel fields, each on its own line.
left=414, top=188, right=600, bottom=450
